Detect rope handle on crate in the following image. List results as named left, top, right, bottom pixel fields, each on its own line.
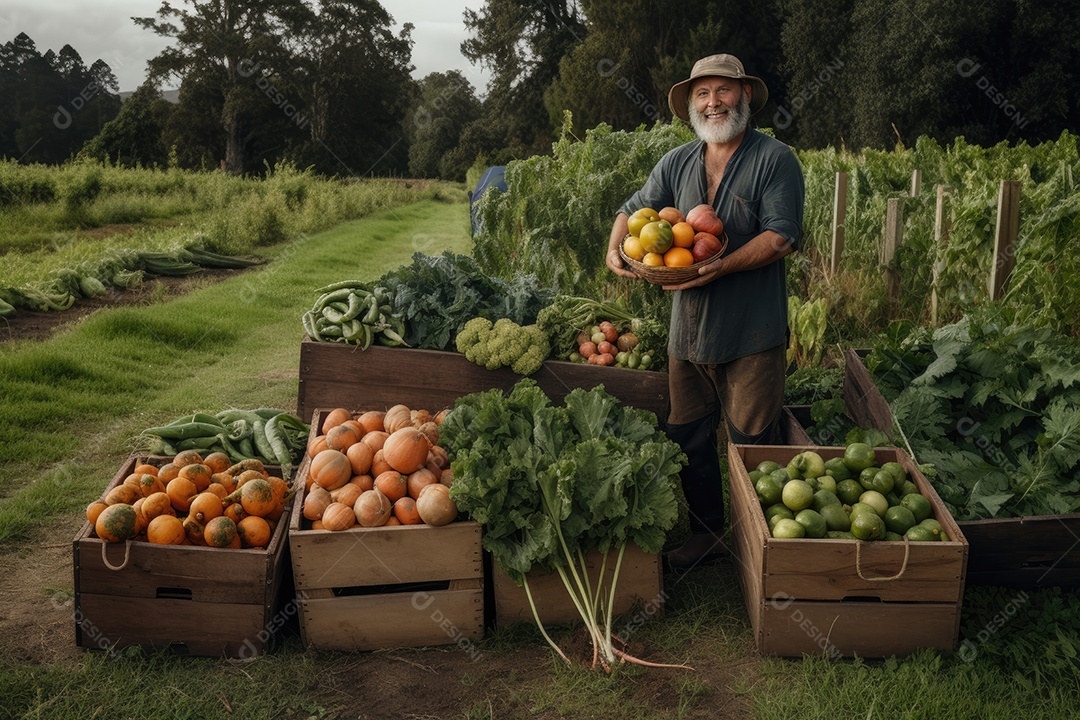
left=101, top=539, right=133, bottom=571
left=855, top=536, right=910, bottom=582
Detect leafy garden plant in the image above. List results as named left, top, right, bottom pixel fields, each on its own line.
left=439, top=379, right=688, bottom=671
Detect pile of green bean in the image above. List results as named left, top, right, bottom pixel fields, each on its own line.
left=139, top=408, right=310, bottom=480
left=301, top=281, right=408, bottom=349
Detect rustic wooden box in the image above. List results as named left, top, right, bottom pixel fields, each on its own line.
left=843, top=348, right=1080, bottom=589
left=297, top=340, right=670, bottom=421
left=73, top=455, right=292, bottom=658
left=491, top=544, right=663, bottom=629
left=728, top=443, right=969, bottom=658
left=287, top=458, right=484, bottom=652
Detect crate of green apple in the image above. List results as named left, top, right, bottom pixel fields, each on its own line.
left=566, top=320, right=657, bottom=369
left=747, top=441, right=960, bottom=543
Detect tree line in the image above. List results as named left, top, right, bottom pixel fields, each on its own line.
left=2, top=0, right=1076, bottom=179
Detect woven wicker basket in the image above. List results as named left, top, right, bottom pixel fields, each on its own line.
left=619, top=233, right=728, bottom=285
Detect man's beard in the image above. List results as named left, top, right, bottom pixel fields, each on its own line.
left=689, top=92, right=751, bottom=144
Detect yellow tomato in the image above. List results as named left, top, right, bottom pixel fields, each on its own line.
left=622, top=235, right=646, bottom=260
left=627, top=207, right=660, bottom=237
left=639, top=220, right=674, bottom=254
left=642, top=252, right=665, bottom=266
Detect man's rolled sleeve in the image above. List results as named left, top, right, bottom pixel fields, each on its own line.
left=758, top=149, right=805, bottom=251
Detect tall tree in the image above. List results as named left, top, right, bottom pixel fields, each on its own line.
left=462, top=0, right=586, bottom=155
left=285, top=0, right=416, bottom=176
left=0, top=34, right=119, bottom=163
left=134, top=0, right=309, bottom=173
left=79, top=81, right=172, bottom=167
left=406, top=70, right=481, bottom=179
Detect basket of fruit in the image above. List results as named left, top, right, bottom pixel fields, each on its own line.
left=619, top=204, right=728, bottom=285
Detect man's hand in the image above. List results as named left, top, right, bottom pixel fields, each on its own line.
left=663, top=230, right=793, bottom=290
left=662, top=255, right=724, bottom=290
left=607, top=212, right=641, bottom=280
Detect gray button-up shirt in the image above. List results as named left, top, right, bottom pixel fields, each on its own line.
left=619, top=129, right=805, bottom=364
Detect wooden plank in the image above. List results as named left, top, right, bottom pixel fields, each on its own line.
left=76, top=594, right=274, bottom=658
left=959, top=514, right=1080, bottom=588
left=727, top=440, right=769, bottom=650
left=492, top=544, right=662, bottom=628
left=989, top=179, right=1021, bottom=301
left=728, top=445, right=968, bottom=603
left=297, top=341, right=670, bottom=422
left=842, top=348, right=894, bottom=433
left=931, top=184, right=949, bottom=325
left=759, top=599, right=960, bottom=658
left=830, top=171, right=848, bottom=274
left=910, top=168, right=922, bottom=197
left=883, top=197, right=904, bottom=315
left=783, top=406, right=813, bottom=445
left=298, top=580, right=484, bottom=651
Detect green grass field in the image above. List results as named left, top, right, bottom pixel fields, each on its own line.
left=0, top=178, right=1078, bottom=719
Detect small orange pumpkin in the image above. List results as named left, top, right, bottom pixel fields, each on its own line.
left=189, top=491, right=224, bottom=523
left=354, top=489, right=391, bottom=527
left=321, top=502, right=356, bottom=531
left=95, top=503, right=138, bottom=543
left=146, top=514, right=186, bottom=545
left=166, top=476, right=198, bottom=513
left=309, top=449, right=351, bottom=491
left=237, top=515, right=272, bottom=548
left=172, top=449, right=204, bottom=468
left=346, top=441, right=374, bottom=476
left=85, top=500, right=109, bottom=527
left=321, top=407, right=352, bottom=434
left=203, top=452, right=231, bottom=474
left=374, top=471, right=407, bottom=503
left=325, top=424, right=361, bottom=452
left=105, top=483, right=141, bottom=506
left=356, top=410, right=386, bottom=434
left=204, top=516, right=239, bottom=548
left=239, top=478, right=276, bottom=517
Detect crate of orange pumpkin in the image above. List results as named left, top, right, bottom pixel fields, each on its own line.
left=287, top=408, right=484, bottom=652
left=72, top=453, right=294, bottom=658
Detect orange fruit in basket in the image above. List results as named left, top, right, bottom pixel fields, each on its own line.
left=664, top=246, right=695, bottom=267
left=671, top=222, right=696, bottom=248
left=622, top=235, right=646, bottom=261
left=642, top=252, right=665, bottom=266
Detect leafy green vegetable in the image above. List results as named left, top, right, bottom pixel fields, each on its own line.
left=440, top=379, right=686, bottom=670
left=372, top=251, right=552, bottom=351
left=865, top=307, right=1080, bottom=519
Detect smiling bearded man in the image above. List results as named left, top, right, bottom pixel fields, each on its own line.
left=688, top=87, right=752, bottom=145
left=605, top=53, right=806, bottom=568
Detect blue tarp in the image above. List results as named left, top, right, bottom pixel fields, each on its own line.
left=468, top=165, right=507, bottom=236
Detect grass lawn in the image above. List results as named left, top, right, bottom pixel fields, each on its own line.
left=0, top=196, right=1078, bottom=720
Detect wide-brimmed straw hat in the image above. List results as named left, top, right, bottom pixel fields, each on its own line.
left=667, top=54, right=769, bottom=122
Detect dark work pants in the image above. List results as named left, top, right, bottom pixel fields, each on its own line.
left=664, top=346, right=786, bottom=534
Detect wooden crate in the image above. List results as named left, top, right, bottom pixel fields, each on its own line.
left=287, top=460, right=484, bottom=652
left=491, top=544, right=663, bottom=629
left=844, top=348, right=1080, bottom=588
left=297, top=340, right=670, bottom=421
left=728, top=443, right=968, bottom=658
left=73, top=456, right=292, bottom=658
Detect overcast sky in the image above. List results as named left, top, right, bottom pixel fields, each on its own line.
left=0, top=0, right=492, bottom=94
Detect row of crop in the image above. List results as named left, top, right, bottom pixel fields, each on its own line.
left=473, top=117, right=1079, bottom=338
left=0, top=245, right=261, bottom=317
left=1, top=160, right=450, bottom=289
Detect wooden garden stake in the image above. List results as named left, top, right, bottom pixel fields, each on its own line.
left=989, top=180, right=1021, bottom=301
left=830, top=171, right=848, bottom=274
